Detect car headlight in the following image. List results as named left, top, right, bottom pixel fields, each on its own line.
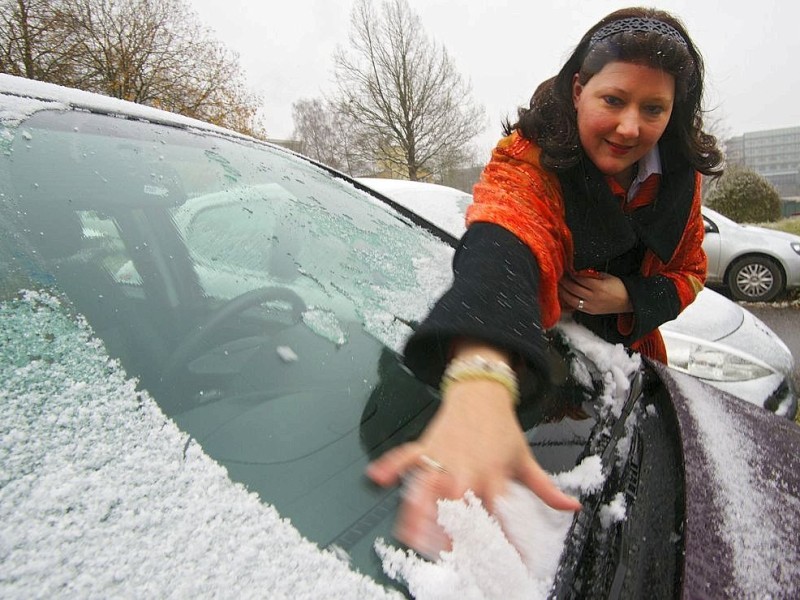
left=791, top=242, right=800, bottom=256
left=662, top=332, right=774, bottom=382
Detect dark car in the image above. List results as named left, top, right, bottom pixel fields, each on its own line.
left=2, top=75, right=799, bottom=598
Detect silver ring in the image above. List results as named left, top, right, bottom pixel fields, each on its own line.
left=577, top=299, right=585, bottom=311
left=419, top=454, right=448, bottom=474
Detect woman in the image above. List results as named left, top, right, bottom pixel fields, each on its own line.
left=368, top=6, right=723, bottom=558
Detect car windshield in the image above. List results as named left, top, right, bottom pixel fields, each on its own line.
left=1, top=105, right=624, bottom=594
left=0, top=106, right=464, bottom=583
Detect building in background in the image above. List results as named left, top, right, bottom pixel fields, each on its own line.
left=726, top=126, right=800, bottom=214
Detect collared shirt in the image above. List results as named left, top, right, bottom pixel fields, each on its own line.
left=606, top=145, right=662, bottom=213
left=627, top=145, right=662, bottom=201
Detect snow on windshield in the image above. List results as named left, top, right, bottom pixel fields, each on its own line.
left=376, top=487, right=566, bottom=600
left=374, top=458, right=615, bottom=600
left=0, top=291, right=398, bottom=599
left=557, top=320, right=642, bottom=418
left=2, top=287, right=645, bottom=599
left=335, top=180, right=455, bottom=352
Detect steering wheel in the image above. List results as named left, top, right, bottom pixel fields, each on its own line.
left=162, top=286, right=306, bottom=383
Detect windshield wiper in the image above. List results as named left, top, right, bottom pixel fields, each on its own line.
left=549, top=367, right=646, bottom=599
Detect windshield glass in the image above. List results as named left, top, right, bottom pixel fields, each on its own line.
left=2, top=103, right=627, bottom=595
left=1, top=106, right=456, bottom=584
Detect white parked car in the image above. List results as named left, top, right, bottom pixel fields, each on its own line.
left=702, top=206, right=800, bottom=302
left=357, top=177, right=797, bottom=417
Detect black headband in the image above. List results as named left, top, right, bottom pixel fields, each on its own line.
left=590, top=17, right=688, bottom=48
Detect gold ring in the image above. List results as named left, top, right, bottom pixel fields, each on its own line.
left=419, top=454, right=447, bottom=474
left=577, top=299, right=585, bottom=311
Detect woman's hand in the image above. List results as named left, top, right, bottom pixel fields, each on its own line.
left=366, top=344, right=582, bottom=559
left=558, top=271, right=633, bottom=315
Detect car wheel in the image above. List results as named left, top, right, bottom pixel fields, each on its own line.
left=727, top=255, right=784, bottom=302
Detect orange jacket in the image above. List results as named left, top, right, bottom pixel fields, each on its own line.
left=467, top=132, right=706, bottom=362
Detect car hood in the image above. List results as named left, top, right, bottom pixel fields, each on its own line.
left=356, top=177, right=470, bottom=238
left=651, top=362, right=800, bottom=596
left=661, top=288, right=742, bottom=342
left=661, top=288, right=793, bottom=375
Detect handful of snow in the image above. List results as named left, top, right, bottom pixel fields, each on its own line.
left=376, top=454, right=611, bottom=600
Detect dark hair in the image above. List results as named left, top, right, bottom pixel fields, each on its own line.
left=504, top=7, right=723, bottom=176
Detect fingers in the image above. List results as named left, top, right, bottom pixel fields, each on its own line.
left=366, top=442, right=424, bottom=487
left=476, top=476, right=510, bottom=515
left=558, top=283, right=586, bottom=313
left=561, top=273, right=594, bottom=294
left=517, top=456, right=582, bottom=512
left=369, top=445, right=580, bottom=561
left=558, top=282, right=579, bottom=305
left=368, top=440, right=582, bottom=513
left=367, top=444, right=453, bottom=558
left=395, top=468, right=454, bottom=559
left=558, top=278, right=581, bottom=301
left=559, top=275, right=593, bottom=311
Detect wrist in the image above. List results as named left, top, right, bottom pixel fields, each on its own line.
left=440, top=355, right=520, bottom=406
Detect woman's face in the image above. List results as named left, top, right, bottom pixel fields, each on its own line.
left=572, top=61, right=675, bottom=188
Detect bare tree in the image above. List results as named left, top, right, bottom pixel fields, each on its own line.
left=0, top=0, right=75, bottom=81
left=291, top=97, right=371, bottom=175
left=0, top=0, right=40, bottom=76
left=333, top=0, right=485, bottom=181
left=0, top=0, right=265, bottom=138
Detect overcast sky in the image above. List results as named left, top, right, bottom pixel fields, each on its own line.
left=187, top=0, right=800, bottom=156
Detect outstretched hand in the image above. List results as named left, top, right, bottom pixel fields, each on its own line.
left=366, top=368, right=582, bottom=559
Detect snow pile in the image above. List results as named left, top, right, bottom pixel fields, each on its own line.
left=375, top=487, right=565, bottom=600
left=598, top=492, right=627, bottom=530
left=374, top=452, right=609, bottom=600
left=0, top=291, right=398, bottom=599
left=375, top=491, right=540, bottom=600
left=556, top=319, right=642, bottom=418
left=551, top=455, right=604, bottom=495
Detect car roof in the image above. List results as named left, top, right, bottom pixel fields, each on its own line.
left=0, top=74, right=228, bottom=134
